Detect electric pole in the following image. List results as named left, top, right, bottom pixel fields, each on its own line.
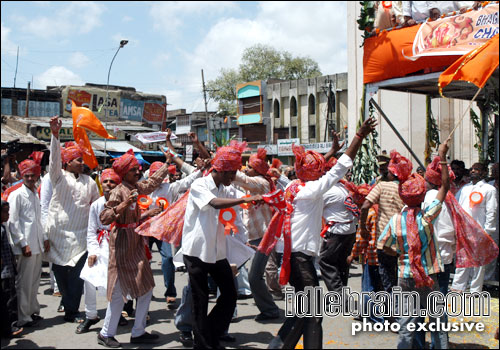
left=201, top=69, right=211, bottom=150
left=14, top=46, right=19, bottom=88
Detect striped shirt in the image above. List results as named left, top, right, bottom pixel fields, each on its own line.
left=46, top=135, right=100, bottom=267
left=365, top=180, right=405, bottom=240
left=232, top=172, right=273, bottom=241
left=351, top=206, right=378, bottom=265
left=377, top=199, right=443, bottom=279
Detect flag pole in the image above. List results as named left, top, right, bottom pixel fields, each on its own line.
left=447, top=86, right=483, bottom=139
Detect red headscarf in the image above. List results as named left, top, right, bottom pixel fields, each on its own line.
left=399, top=173, right=426, bottom=207
left=112, top=149, right=140, bottom=179
left=388, top=150, right=412, bottom=181
left=293, top=145, right=325, bottom=182
left=101, top=168, right=121, bottom=185
left=149, top=161, right=164, bottom=176
left=18, top=159, right=41, bottom=177
left=168, top=165, right=177, bottom=175
left=61, top=145, right=84, bottom=164
left=343, top=182, right=372, bottom=207
left=324, top=157, right=337, bottom=171
left=425, top=156, right=456, bottom=186
left=212, top=140, right=248, bottom=172
left=249, top=148, right=269, bottom=176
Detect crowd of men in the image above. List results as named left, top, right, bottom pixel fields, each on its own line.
left=1, top=114, right=498, bottom=349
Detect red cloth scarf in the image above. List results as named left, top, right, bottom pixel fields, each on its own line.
left=97, top=229, right=110, bottom=245
left=293, top=145, right=325, bottom=182
left=112, top=149, right=140, bottom=179
left=258, top=180, right=305, bottom=285
left=405, top=207, right=435, bottom=288
left=149, top=161, right=164, bottom=175
left=388, top=150, right=412, bottom=181
left=249, top=148, right=269, bottom=176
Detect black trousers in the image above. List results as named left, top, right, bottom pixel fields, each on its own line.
left=52, top=252, right=87, bottom=319
left=278, top=252, right=323, bottom=349
left=319, top=233, right=356, bottom=293
left=183, top=255, right=237, bottom=349
left=1, top=277, right=18, bottom=336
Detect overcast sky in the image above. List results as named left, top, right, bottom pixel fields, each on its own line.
left=1, top=1, right=347, bottom=112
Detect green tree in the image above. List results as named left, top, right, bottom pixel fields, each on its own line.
left=207, top=44, right=322, bottom=116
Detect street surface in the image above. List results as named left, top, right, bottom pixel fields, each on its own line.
left=2, top=250, right=498, bottom=349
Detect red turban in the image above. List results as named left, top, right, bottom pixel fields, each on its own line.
left=149, top=161, right=164, bottom=176
left=249, top=148, right=269, bottom=176
left=61, top=145, right=84, bottom=165
left=101, top=168, right=121, bottom=184
left=293, top=144, right=325, bottom=182
left=388, top=150, right=412, bottom=182
left=18, top=159, right=41, bottom=177
left=64, top=141, right=76, bottom=148
left=425, top=156, right=456, bottom=186
left=212, top=140, right=248, bottom=172
left=112, top=149, right=140, bottom=179
left=399, top=173, right=427, bottom=207
left=343, top=182, right=373, bottom=207
left=168, top=165, right=177, bottom=175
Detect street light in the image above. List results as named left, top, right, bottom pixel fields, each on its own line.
left=103, top=40, right=128, bottom=167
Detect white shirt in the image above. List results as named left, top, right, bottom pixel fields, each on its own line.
left=403, top=1, right=438, bottom=21
left=322, top=183, right=357, bottom=235
left=46, top=135, right=100, bottom=267
left=39, top=172, right=53, bottom=229
left=458, top=180, right=498, bottom=236
left=150, top=169, right=201, bottom=209
left=86, top=196, right=110, bottom=258
left=8, top=184, right=46, bottom=255
left=181, top=175, right=238, bottom=263
left=423, top=189, right=455, bottom=265
left=289, top=154, right=353, bottom=256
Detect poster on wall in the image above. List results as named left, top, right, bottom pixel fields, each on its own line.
left=143, top=102, right=165, bottom=124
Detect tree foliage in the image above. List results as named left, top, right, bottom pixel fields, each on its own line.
left=206, top=44, right=322, bottom=116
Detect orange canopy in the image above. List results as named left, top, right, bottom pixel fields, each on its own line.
left=363, top=25, right=460, bottom=84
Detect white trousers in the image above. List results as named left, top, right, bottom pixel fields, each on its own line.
left=16, top=253, right=42, bottom=325
left=49, top=262, right=59, bottom=293
left=84, top=280, right=98, bottom=319
left=452, top=266, right=486, bottom=293
left=100, top=279, right=152, bottom=338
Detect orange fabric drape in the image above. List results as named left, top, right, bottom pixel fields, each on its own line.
left=439, top=34, right=499, bottom=92
left=363, top=25, right=460, bottom=84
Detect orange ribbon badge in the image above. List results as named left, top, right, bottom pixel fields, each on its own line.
left=219, top=208, right=239, bottom=235
left=156, top=197, right=169, bottom=210
left=137, top=195, right=153, bottom=210
left=469, top=191, right=483, bottom=208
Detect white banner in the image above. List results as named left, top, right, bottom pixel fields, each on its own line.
left=277, top=138, right=300, bottom=156
left=135, top=131, right=177, bottom=144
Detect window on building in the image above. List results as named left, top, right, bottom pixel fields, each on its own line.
left=291, top=126, right=297, bottom=138
left=274, top=100, right=280, bottom=119
left=290, top=96, right=297, bottom=117
left=309, top=125, right=316, bottom=139
left=308, top=94, right=315, bottom=115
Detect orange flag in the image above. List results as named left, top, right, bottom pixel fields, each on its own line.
left=71, top=100, right=115, bottom=169
left=439, top=34, right=499, bottom=96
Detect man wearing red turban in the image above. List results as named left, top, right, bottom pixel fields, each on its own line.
left=266, top=118, right=377, bottom=350
left=76, top=167, right=121, bottom=335
left=181, top=140, right=263, bottom=349
left=231, top=148, right=279, bottom=321
left=7, top=157, right=49, bottom=328
left=359, top=150, right=405, bottom=321
left=45, top=117, right=100, bottom=325
left=377, top=140, right=451, bottom=349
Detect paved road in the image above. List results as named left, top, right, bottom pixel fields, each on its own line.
left=2, top=250, right=498, bottom=349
